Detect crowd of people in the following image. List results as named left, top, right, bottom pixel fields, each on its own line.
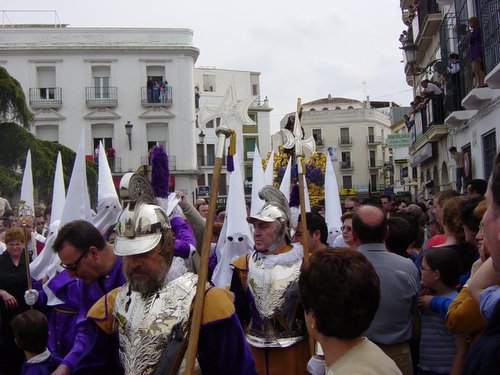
left=1, top=148, right=500, bottom=374
left=146, top=77, right=171, bottom=103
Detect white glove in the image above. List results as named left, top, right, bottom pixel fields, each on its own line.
left=24, top=289, right=39, bottom=306
left=307, top=355, right=326, bottom=375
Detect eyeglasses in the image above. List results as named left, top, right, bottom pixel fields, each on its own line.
left=345, top=206, right=355, bottom=211
left=60, top=248, right=90, bottom=272
left=340, top=225, right=352, bottom=232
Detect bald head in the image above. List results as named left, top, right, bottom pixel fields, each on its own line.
left=352, top=205, right=387, bottom=244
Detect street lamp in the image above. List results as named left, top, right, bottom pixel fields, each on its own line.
left=198, top=130, right=205, bottom=145
left=125, top=121, right=133, bottom=151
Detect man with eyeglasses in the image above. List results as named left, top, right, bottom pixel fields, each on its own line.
left=50, top=220, right=126, bottom=375
left=344, top=196, right=360, bottom=213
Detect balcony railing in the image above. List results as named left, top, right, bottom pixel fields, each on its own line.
left=367, top=135, right=382, bottom=145
left=339, top=161, right=354, bottom=170
left=369, top=160, right=384, bottom=169
left=29, top=87, right=62, bottom=108
left=85, top=87, right=118, bottom=107
left=415, top=0, right=442, bottom=47
left=338, top=136, right=352, bottom=146
left=141, top=86, right=173, bottom=106
left=314, top=137, right=324, bottom=146
left=197, top=155, right=215, bottom=167
left=141, top=155, right=176, bottom=170
left=478, top=0, right=500, bottom=75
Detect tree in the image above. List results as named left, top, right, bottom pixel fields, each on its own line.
left=0, top=67, right=34, bottom=127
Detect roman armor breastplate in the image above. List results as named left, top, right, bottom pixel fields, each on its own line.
left=114, top=272, right=197, bottom=375
left=246, top=253, right=306, bottom=348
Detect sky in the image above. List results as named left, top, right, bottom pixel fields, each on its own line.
left=0, top=0, right=413, bottom=133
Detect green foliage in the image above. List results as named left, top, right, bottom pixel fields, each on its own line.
left=0, top=67, right=34, bottom=127
left=0, top=122, right=97, bottom=206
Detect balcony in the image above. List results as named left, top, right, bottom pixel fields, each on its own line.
left=415, top=0, right=442, bottom=51
left=314, top=137, right=324, bottom=149
left=368, top=160, right=384, bottom=169
left=338, top=136, right=352, bottom=147
left=140, top=155, right=176, bottom=170
left=29, top=87, right=62, bottom=109
left=367, top=135, right=382, bottom=146
left=141, top=86, right=173, bottom=107
left=85, top=87, right=118, bottom=107
left=339, top=161, right=354, bottom=171
left=197, top=155, right=215, bottom=167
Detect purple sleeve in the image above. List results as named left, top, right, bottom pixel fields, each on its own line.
left=197, top=313, right=257, bottom=375
left=170, top=216, right=196, bottom=259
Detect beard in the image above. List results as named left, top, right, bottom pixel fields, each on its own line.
left=125, top=261, right=170, bottom=296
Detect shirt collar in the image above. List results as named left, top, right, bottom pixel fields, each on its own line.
left=27, top=348, right=51, bottom=363
left=357, top=243, right=387, bottom=252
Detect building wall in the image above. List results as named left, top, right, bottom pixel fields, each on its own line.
left=0, top=26, right=201, bottom=201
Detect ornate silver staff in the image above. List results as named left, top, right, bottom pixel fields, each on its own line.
left=15, top=201, right=34, bottom=305
left=281, top=98, right=316, bottom=265
left=184, top=82, right=258, bottom=375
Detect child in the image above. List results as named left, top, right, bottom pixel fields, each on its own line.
left=11, top=310, right=61, bottom=375
left=418, top=247, right=467, bottom=374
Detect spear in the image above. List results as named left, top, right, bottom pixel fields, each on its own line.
left=183, top=81, right=258, bottom=375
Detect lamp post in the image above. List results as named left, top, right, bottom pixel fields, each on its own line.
left=125, top=121, right=133, bottom=151
left=198, top=130, right=205, bottom=145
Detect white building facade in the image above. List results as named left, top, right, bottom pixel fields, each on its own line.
left=274, top=96, right=393, bottom=195
left=194, top=67, right=272, bottom=200
left=0, top=26, right=200, bottom=199
left=399, top=0, right=500, bottom=198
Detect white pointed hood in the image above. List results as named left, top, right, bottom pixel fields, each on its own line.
left=279, top=157, right=292, bottom=202
left=60, top=127, right=92, bottom=226
left=250, top=144, right=265, bottom=217
left=212, top=153, right=253, bottom=289
left=51, top=152, right=66, bottom=224
left=92, top=142, right=121, bottom=234
left=20, top=149, right=34, bottom=210
left=264, top=151, right=274, bottom=186
left=325, top=149, right=343, bottom=244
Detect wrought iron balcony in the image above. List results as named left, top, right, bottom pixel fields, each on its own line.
left=338, top=136, right=352, bottom=146
left=415, top=0, right=442, bottom=50
left=85, top=87, right=118, bottom=107
left=368, top=160, right=384, bottom=169
left=141, top=86, right=173, bottom=106
left=29, top=87, right=62, bottom=108
left=141, top=155, right=176, bottom=169
left=367, top=135, right=382, bottom=145
left=339, top=161, right=354, bottom=170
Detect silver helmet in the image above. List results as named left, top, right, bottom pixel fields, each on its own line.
left=114, top=173, right=172, bottom=257
left=247, top=185, right=292, bottom=249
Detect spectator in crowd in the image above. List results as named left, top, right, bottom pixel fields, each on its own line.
left=344, top=196, right=360, bottom=213
left=464, top=150, right=500, bottom=373
left=0, top=188, right=12, bottom=217
left=333, top=211, right=355, bottom=249
left=300, top=248, right=401, bottom=375
left=293, top=212, right=329, bottom=254
left=449, top=146, right=467, bottom=193
left=196, top=202, right=209, bottom=219
left=458, top=195, right=485, bottom=248
left=418, top=248, right=467, bottom=374
left=423, top=189, right=460, bottom=249
left=353, top=205, right=419, bottom=374
left=386, top=216, right=415, bottom=259
left=467, top=178, right=487, bottom=196
left=447, top=52, right=462, bottom=110
left=11, top=310, right=61, bottom=374
left=380, top=194, right=392, bottom=216
left=468, top=17, right=486, bottom=88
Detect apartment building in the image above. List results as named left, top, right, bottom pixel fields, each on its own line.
left=400, top=0, right=500, bottom=198
left=194, top=67, right=272, bottom=199
left=0, top=25, right=200, bottom=199
left=274, top=95, right=393, bottom=195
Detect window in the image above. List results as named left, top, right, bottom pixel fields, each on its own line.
left=203, top=75, right=216, bottom=92
left=322, top=107, right=328, bottom=111
left=92, top=66, right=111, bottom=99
left=312, top=129, right=322, bottom=145
left=197, top=174, right=206, bottom=186
left=369, top=150, right=376, bottom=166
left=197, top=144, right=205, bottom=166
left=205, top=118, right=220, bottom=129
left=341, top=151, right=351, bottom=169
left=371, top=174, right=377, bottom=191
left=368, top=127, right=375, bottom=143
left=340, top=128, right=350, bottom=144
left=483, top=130, right=497, bottom=179
left=36, top=125, right=58, bottom=142
left=335, top=107, right=341, bottom=110
left=252, top=84, right=259, bottom=96
left=342, top=176, right=352, bottom=189
left=207, top=144, right=215, bottom=166
left=347, top=106, right=354, bottom=109
left=37, top=66, right=56, bottom=99
left=244, top=137, right=257, bottom=161
left=310, top=108, right=316, bottom=111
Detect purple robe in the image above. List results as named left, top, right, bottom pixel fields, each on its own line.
left=171, top=216, right=196, bottom=259
left=60, top=256, right=125, bottom=371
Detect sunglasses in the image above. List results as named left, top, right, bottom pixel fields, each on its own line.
left=60, top=248, right=90, bottom=272
left=340, top=225, right=352, bottom=232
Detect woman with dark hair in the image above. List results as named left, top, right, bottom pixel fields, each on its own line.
left=469, top=17, right=485, bottom=88
left=300, top=248, right=401, bottom=375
